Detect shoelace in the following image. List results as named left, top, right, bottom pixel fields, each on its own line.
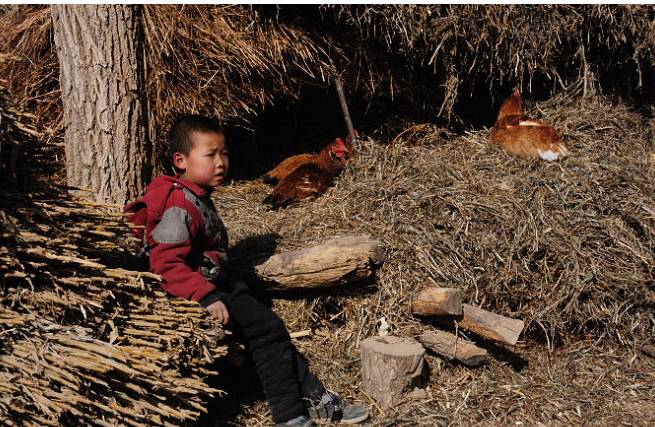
left=308, top=394, right=344, bottom=422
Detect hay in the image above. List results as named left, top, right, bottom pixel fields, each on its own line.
left=327, top=5, right=655, bottom=119
left=0, top=184, right=227, bottom=425
left=144, top=5, right=338, bottom=122
left=0, top=63, right=41, bottom=170
left=0, top=6, right=339, bottom=144
left=4, top=5, right=655, bottom=150
left=0, top=8, right=61, bottom=132
left=210, top=89, right=655, bottom=424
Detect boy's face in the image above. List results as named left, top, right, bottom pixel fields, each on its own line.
left=173, top=131, right=229, bottom=189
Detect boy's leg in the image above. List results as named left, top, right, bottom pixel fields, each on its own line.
left=223, top=283, right=306, bottom=423
left=293, top=351, right=325, bottom=401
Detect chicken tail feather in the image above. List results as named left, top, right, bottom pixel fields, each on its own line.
left=537, top=144, right=568, bottom=161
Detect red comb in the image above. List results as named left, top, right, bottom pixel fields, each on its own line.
left=513, top=89, right=521, bottom=97
left=332, top=137, right=348, bottom=151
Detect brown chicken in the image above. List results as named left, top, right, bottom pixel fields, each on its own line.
left=490, top=89, right=568, bottom=161
left=263, top=136, right=353, bottom=209
left=263, top=153, right=316, bottom=184
left=263, top=130, right=358, bottom=184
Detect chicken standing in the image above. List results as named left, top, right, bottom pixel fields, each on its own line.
left=490, top=89, right=568, bottom=161
left=263, top=136, right=353, bottom=209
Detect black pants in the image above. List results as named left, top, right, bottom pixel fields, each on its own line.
left=221, top=281, right=325, bottom=423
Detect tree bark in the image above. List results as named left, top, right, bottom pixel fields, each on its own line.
left=360, top=336, right=426, bottom=408
left=411, top=287, right=463, bottom=316
left=456, top=304, right=524, bottom=346
left=51, top=5, right=152, bottom=204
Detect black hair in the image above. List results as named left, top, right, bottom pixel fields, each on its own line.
left=167, top=114, right=225, bottom=158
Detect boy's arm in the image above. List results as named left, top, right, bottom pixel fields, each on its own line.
left=149, top=206, right=223, bottom=303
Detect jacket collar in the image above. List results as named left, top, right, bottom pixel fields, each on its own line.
left=172, top=174, right=212, bottom=198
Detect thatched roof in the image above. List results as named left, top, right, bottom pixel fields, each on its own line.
left=326, top=5, right=655, bottom=120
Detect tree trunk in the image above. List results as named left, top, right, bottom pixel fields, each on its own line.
left=51, top=5, right=152, bottom=204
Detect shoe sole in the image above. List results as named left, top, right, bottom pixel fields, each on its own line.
left=340, top=413, right=370, bottom=424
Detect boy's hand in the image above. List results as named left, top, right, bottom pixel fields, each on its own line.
left=205, top=300, right=229, bottom=324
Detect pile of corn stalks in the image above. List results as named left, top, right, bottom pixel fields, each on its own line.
left=0, top=182, right=227, bottom=424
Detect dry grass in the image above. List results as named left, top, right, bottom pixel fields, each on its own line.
left=208, top=89, right=655, bottom=425
left=327, top=5, right=655, bottom=119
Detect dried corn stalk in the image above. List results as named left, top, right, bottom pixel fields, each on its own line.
left=1, top=185, right=228, bottom=425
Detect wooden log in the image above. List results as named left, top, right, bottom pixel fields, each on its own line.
left=255, top=235, right=385, bottom=290
left=360, top=336, right=426, bottom=408
left=411, top=287, right=463, bottom=316
left=457, top=304, right=524, bottom=346
left=418, top=330, right=488, bottom=367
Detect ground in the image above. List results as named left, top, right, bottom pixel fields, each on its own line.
left=200, top=91, right=655, bottom=425
left=2, top=89, right=655, bottom=426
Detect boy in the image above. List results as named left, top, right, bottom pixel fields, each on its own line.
left=124, top=115, right=369, bottom=427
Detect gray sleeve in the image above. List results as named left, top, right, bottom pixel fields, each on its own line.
left=152, top=207, right=191, bottom=244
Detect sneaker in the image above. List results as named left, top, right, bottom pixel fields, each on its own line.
left=306, top=391, right=370, bottom=424
left=275, top=415, right=316, bottom=427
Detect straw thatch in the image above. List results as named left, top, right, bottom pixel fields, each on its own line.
left=3, top=5, right=655, bottom=144
left=0, top=6, right=339, bottom=140
left=144, top=5, right=338, bottom=122
left=326, top=5, right=655, bottom=120
left=0, top=60, right=41, bottom=171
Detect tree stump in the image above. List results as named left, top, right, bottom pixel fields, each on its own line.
left=360, top=336, right=426, bottom=408
left=255, top=235, right=385, bottom=290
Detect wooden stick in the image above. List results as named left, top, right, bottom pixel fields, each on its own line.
left=411, top=287, right=463, bottom=316
left=335, top=77, right=358, bottom=145
left=418, top=330, right=488, bottom=367
left=457, top=304, right=524, bottom=346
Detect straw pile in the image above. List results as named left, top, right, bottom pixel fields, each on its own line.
left=0, top=6, right=339, bottom=145
left=0, top=58, right=41, bottom=170
left=2, top=5, right=655, bottom=425
left=326, top=5, right=655, bottom=119
left=3, top=5, right=655, bottom=146
left=210, top=86, right=655, bottom=424
left=0, top=8, right=61, bottom=132
left=0, top=183, right=227, bottom=424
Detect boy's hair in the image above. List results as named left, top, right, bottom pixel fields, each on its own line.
left=168, top=114, right=224, bottom=158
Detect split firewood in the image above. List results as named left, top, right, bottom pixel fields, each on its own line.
left=360, top=336, right=426, bottom=408
left=418, top=330, right=488, bottom=367
left=255, top=234, right=385, bottom=290
left=411, top=287, right=463, bottom=316
left=457, top=304, right=524, bottom=346
left=411, top=292, right=524, bottom=346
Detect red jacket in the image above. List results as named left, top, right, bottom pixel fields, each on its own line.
left=124, top=175, right=229, bottom=303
